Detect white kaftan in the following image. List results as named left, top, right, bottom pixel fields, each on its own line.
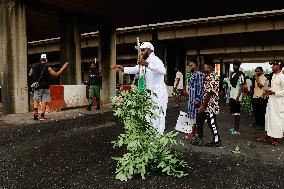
left=265, top=72, right=284, bottom=138
left=124, top=52, right=168, bottom=134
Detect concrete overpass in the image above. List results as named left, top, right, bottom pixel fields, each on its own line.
left=1, top=0, right=284, bottom=114
left=28, top=9, right=284, bottom=83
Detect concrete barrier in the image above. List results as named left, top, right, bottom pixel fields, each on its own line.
left=46, top=85, right=89, bottom=112
left=43, top=84, right=186, bottom=112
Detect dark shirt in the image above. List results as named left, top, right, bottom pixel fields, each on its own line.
left=32, top=62, right=50, bottom=89
left=89, top=69, right=101, bottom=85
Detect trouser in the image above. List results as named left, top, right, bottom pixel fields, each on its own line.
left=196, top=112, right=220, bottom=142
left=88, top=85, right=100, bottom=107
left=252, top=98, right=268, bottom=127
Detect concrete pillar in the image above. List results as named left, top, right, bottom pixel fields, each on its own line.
left=165, top=45, right=177, bottom=86
left=177, top=48, right=186, bottom=86
left=118, top=72, right=123, bottom=85
left=60, top=16, right=82, bottom=85
left=126, top=75, right=130, bottom=85
left=98, top=28, right=116, bottom=104
left=197, top=55, right=204, bottom=71
left=225, top=63, right=231, bottom=77
left=220, top=59, right=226, bottom=76
left=0, top=0, right=29, bottom=114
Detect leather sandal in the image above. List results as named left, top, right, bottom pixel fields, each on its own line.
left=182, top=134, right=197, bottom=140
left=257, top=135, right=271, bottom=142
left=271, top=139, right=279, bottom=146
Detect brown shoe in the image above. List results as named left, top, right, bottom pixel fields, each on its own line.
left=271, top=139, right=279, bottom=146
left=257, top=135, right=271, bottom=142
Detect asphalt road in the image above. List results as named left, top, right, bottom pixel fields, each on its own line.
left=0, top=99, right=283, bottom=189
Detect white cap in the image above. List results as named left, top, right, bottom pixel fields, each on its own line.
left=140, top=42, right=154, bottom=51
left=40, top=53, right=47, bottom=60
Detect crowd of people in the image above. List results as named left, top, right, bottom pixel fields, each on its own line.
left=29, top=42, right=284, bottom=146
left=182, top=58, right=284, bottom=146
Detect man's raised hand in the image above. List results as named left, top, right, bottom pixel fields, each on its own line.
left=111, top=64, right=124, bottom=72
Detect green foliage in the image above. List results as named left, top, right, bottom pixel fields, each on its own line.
left=111, top=89, right=189, bottom=181
left=241, top=95, right=253, bottom=115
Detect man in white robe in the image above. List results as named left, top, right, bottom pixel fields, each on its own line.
left=262, top=60, right=284, bottom=145
left=112, top=42, right=168, bottom=134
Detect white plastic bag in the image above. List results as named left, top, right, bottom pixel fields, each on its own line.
left=175, top=111, right=192, bottom=133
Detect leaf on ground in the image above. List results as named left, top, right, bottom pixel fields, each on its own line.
left=231, top=145, right=240, bottom=154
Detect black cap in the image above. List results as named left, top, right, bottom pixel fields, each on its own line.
left=233, top=60, right=241, bottom=66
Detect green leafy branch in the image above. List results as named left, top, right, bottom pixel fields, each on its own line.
left=111, top=89, right=189, bottom=181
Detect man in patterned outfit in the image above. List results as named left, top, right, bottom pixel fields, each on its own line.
left=191, top=57, right=221, bottom=147
left=183, top=59, right=204, bottom=140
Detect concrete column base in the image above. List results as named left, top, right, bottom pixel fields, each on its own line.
left=0, top=0, right=28, bottom=114
left=98, top=29, right=116, bottom=104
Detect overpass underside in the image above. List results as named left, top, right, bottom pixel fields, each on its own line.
left=1, top=0, right=284, bottom=114
left=28, top=12, right=284, bottom=86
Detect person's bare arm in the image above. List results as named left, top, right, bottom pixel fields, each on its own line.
left=255, top=76, right=264, bottom=88
left=29, top=68, right=33, bottom=77
left=236, top=84, right=243, bottom=102
left=48, top=61, right=69, bottom=77
left=111, top=64, right=124, bottom=72
left=199, top=91, right=214, bottom=112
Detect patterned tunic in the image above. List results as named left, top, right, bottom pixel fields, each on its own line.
left=202, top=73, right=220, bottom=115
left=187, top=71, right=205, bottom=119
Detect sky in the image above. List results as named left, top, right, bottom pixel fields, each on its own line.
left=230, top=62, right=271, bottom=71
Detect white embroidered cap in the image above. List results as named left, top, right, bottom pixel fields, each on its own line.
left=40, top=53, right=47, bottom=60
left=140, top=42, right=154, bottom=51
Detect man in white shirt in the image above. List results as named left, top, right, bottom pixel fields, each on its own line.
left=173, top=67, right=184, bottom=108
left=229, top=60, right=245, bottom=135
left=252, top=67, right=267, bottom=130
left=112, top=42, right=168, bottom=134
left=261, top=60, right=284, bottom=146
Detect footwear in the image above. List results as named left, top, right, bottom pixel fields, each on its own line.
left=230, top=130, right=240, bottom=135
left=182, top=134, right=196, bottom=141
left=40, top=116, right=46, bottom=121
left=229, top=128, right=240, bottom=135
left=33, top=113, right=39, bottom=120
left=271, top=139, right=279, bottom=146
left=257, top=135, right=271, bottom=142
left=191, top=138, right=203, bottom=146
left=229, top=128, right=235, bottom=132
left=86, top=106, right=91, bottom=111
left=205, top=141, right=222, bottom=147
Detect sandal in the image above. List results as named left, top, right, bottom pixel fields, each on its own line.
left=230, top=130, right=240, bottom=135
left=229, top=128, right=235, bottom=132
left=257, top=135, right=271, bottom=142
left=182, top=134, right=196, bottom=140
left=271, top=139, right=279, bottom=146
left=182, top=135, right=192, bottom=140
